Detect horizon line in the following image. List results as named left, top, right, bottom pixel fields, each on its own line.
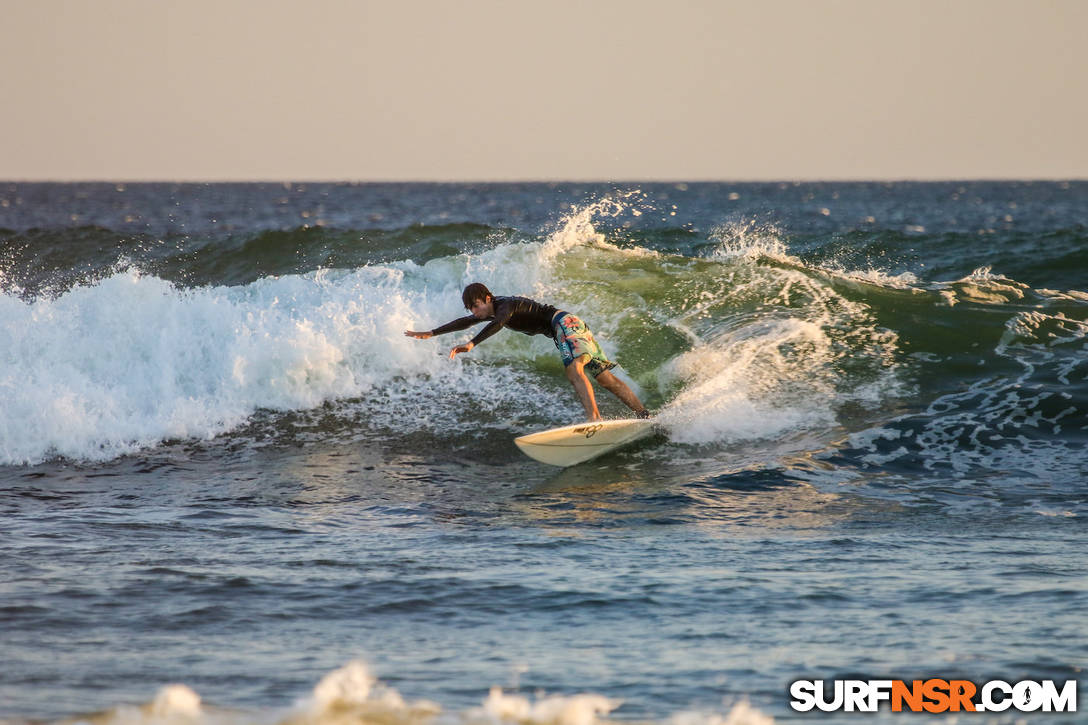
left=3, top=176, right=1086, bottom=185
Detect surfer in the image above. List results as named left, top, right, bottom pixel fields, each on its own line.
left=405, top=283, right=650, bottom=422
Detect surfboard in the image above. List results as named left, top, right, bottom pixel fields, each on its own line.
left=514, top=418, right=655, bottom=467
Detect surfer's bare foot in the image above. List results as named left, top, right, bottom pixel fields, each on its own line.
left=635, top=409, right=651, bottom=419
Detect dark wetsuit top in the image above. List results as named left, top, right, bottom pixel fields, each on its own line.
left=430, top=296, right=560, bottom=347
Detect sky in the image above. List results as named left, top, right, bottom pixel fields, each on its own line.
left=2, top=0, right=1086, bottom=181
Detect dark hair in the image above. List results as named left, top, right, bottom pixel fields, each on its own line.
left=462, top=282, right=492, bottom=310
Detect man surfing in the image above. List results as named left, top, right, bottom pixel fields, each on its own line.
left=405, top=283, right=650, bottom=422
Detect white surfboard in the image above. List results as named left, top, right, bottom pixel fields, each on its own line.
left=514, top=418, right=655, bottom=467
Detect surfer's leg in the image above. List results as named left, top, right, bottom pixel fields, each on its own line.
left=595, top=370, right=649, bottom=417
left=565, top=354, right=602, bottom=421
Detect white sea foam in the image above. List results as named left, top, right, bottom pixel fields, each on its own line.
left=299, top=660, right=438, bottom=719
left=703, top=220, right=789, bottom=263
left=0, top=268, right=400, bottom=463
left=827, top=267, right=919, bottom=289
left=149, top=684, right=204, bottom=718
left=937, top=266, right=1030, bottom=306
left=538, top=191, right=649, bottom=264
left=656, top=317, right=838, bottom=443
left=472, top=687, right=620, bottom=725
left=26, top=661, right=777, bottom=725
left=653, top=260, right=903, bottom=445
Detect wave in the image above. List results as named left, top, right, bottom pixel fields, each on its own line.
left=1, top=197, right=1086, bottom=473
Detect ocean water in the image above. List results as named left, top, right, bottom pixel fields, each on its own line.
left=1, top=182, right=1085, bottom=724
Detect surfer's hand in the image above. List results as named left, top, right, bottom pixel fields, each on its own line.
left=405, top=330, right=432, bottom=339
left=449, top=342, right=474, bottom=359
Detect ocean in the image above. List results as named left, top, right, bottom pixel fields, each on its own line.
left=1, top=181, right=1085, bottom=724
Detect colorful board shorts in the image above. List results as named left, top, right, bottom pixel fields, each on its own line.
left=552, top=312, right=617, bottom=378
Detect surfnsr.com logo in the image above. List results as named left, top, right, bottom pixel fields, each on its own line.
left=790, top=679, right=1077, bottom=713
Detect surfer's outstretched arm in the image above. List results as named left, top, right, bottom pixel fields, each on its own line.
left=405, top=315, right=480, bottom=341
left=430, top=316, right=482, bottom=336
left=404, top=320, right=480, bottom=359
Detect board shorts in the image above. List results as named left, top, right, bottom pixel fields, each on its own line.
left=552, top=312, right=617, bottom=378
